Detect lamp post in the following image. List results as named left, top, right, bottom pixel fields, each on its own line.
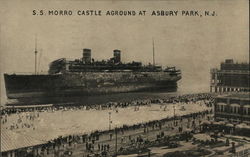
left=34, top=35, right=38, bottom=75
left=173, top=105, right=176, bottom=126
left=109, top=112, right=111, bottom=130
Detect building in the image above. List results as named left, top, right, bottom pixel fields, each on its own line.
left=214, top=93, right=250, bottom=123
left=210, top=59, right=249, bottom=93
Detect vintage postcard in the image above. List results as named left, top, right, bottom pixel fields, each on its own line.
left=0, top=0, right=249, bottom=157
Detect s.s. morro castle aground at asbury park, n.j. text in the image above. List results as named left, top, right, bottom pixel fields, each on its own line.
left=33, top=9, right=217, bottom=17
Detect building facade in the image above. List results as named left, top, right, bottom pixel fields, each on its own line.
left=210, top=59, right=249, bottom=93
left=214, top=93, right=250, bottom=123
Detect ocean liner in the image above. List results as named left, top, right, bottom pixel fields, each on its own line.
left=4, top=46, right=181, bottom=100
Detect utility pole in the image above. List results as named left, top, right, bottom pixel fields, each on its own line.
left=152, top=38, right=155, bottom=66
left=173, top=105, right=176, bottom=126
left=115, top=127, right=118, bottom=157
left=109, top=112, right=111, bottom=130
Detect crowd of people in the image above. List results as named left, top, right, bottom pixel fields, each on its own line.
left=1, top=92, right=214, bottom=115
left=1, top=93, right=215, bottom=157
left=1, top=93, right=214, bottom=130
left=1, top=109, right=39, bottom=130
left=22, top=109, right=212, bottom=157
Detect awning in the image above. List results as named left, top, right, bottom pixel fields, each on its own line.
left=230, top=103, right=240, bottom=107
left=243, top=105, right=250, bottom=108
left=217, top=103, right=227, bottom=106
left=226, top=123, right=234, bottom=127
left=235, top=123, right=250, bottom=129
left=213, top=121, right=226, bottom=125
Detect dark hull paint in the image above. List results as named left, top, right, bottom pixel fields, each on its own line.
left=4, top=72, right=181, bottom=101
left=7, top=88, right=178, bottom=105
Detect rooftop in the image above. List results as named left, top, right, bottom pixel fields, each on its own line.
left=217, top=92, right=250, bottom=100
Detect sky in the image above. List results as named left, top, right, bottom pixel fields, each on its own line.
left=0, top=0, right=249, bottom=104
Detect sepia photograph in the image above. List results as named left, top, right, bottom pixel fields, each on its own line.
left=0, top=0, right=249, bottom=157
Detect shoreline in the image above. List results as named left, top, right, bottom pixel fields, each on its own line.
left=1, top=93, right=214, bottom=154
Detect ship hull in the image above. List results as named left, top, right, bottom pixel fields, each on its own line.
left=4, top=72, right=181, bottom=100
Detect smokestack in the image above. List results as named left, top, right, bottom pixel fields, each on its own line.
left=113, top=49, right=121, bottom=63
left=83, top=48, right=91, bottom=63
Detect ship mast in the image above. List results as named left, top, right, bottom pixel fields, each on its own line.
left=152, top=38, right=155, bottom=66
left=34, top=35, right=38, bottom=75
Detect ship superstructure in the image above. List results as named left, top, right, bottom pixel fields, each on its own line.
left=49, top=49, right=179, bottom=73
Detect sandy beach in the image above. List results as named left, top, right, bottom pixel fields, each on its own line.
left=1, top=101, right=209, bottom=142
